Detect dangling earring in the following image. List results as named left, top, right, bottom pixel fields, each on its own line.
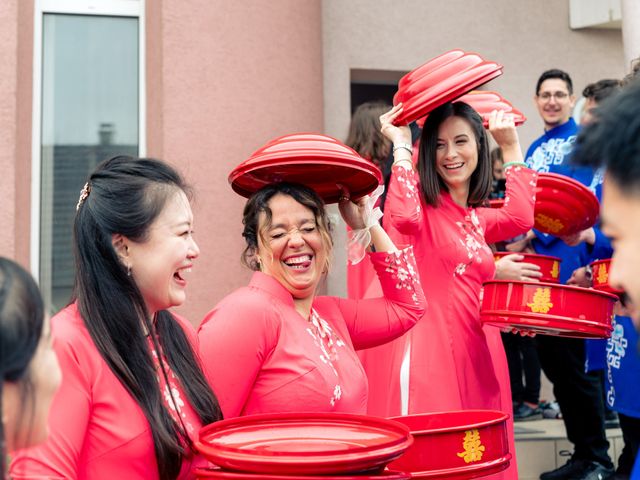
left=127, top=265, right=132, bottom=277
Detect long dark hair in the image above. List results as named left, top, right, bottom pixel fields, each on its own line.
left=240, top=182, right=333, bottom=272
left=417, top=101, right=492, bottom=207
left=73, top=155, right=221, bottom=479
left=0, top=257, right=45, bottom=479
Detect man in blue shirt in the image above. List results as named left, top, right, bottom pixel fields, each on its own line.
left=513, top=69, right=614, bottom=480
left=572, top=78, right=640, bottom=480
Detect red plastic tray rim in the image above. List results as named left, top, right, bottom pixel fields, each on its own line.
left=397, top=64, right=502, bottom=108
left=193, top=467, right=412, bottom=479
left=493, top=252, right=561, bottom=263
left=407, top=454, right=511, bottom=479
left=396, top=59, right=500, bottom=102
left=481, top=310, right=613, bottom=331
left=537, top=171, right=594, bottom=188
left=197, top=412, right=413, bottom=457
left=389, top=410, right=508, bottom=436
left=417, top=90, right=526, bottom=127
left=398, top=50, right=466, bottom=88
left=483, top=279, right=618, bottom=300
left=229, top=152, right=378, bottom=179
left=590, top=259, right=623, bottom=295
left=393, top=68, right=503, bottom=126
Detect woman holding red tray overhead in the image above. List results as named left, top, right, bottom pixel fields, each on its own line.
left=198, top=180, right=426, bottom=418
left=364, top=103, right=536, bottom=479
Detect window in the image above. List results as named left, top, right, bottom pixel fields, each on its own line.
left=33, top=0, right=145, bottom=310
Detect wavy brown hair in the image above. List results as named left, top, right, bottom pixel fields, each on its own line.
left=345, top=101, right=392, bottom=169
left=241, top=182, right=333, bottom=273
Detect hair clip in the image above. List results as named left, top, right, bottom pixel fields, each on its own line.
left=76, top=182, right=91, bottom=211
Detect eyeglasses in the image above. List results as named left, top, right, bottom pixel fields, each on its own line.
left=537, top=91, right=569, bottom=101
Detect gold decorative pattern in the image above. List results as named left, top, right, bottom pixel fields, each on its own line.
left=596, top=263, right=609, bottom=285
left=457, top=429, right=485, bottom=463
left=550, top=261, right=559, bottom=279
left=534, top=213, right=565, bottom=234
left=527, top=287, right=554, bottom=314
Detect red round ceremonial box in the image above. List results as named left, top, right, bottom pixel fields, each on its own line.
left=392, top=50, right=503, bottom=126
left=481, top=280, right=617, bottom=338
left=493, top=252, right=561, bottom=284
left=229, top=133, right=382, bottom=204
left=387, top=410, right=510, bottom=479
left=590, top=259, right=623, bottom=295
left=533, top=173, right=600, bottom=236
left=195, top=412, right=413, bottom=476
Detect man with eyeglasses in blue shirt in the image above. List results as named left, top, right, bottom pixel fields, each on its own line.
left=508, top=69, right=614, bottom=480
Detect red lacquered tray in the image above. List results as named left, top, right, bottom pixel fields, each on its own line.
left=392, top=50, right=503, bottom=126
left=481, top=280, right=616, bottom=338
left=229, top=133, right=382, bottom=204
left=493, top=252, right=561, bottom=284
left=193, top=467, right=411, bottom=479
left=196, top=412, right=413, bottom=476
left=590, top=259, right=623, bottom=295
left=534, top=172, right=600, bottom=236
left=398, top=50, right=467, bottom=89
left=388, top=410, right=510, bottom=479
left=417, top=91, right=526, bottom=128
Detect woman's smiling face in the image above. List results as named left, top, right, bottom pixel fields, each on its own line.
left=435, top=115, right=479, bottom=191
left=257, top=193, right=328, bottom=300
left=124, top=189, right=200, bottom=315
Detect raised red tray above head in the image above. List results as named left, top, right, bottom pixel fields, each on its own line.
left=417, top=91, right=526, bottom=128
left=229, top=133, right=382, bottom=204
left=196, top=412, right=413, bottom=476
left=392, top=50, right=503, bottom=126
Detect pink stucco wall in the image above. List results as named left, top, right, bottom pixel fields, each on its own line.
left=0, top=0, right=33, bottom=266
left=148, top=1, right=324, bottom=324
left=0, top=1, right=18, bottom=258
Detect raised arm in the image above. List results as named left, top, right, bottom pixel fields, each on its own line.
left=480, top=111, right=537, bottom=243
left=379, top=104, right=425, bottom=235
left=327, top=246, right=426, bottom=350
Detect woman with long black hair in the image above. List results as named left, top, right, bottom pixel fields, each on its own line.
left=11, top=156, right=222, bottom=480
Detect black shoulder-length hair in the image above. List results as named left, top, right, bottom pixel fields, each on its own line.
left=73, top=155, right=221, bottom=480
left=0, top=257, right=45, bottom=479
left=417, top=101, right=492, bottom=208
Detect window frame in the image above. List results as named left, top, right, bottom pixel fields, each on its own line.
left=30, top=0, right=146, bottom=284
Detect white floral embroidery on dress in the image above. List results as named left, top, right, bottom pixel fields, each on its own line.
left=454, top=210, right=489, bottom=276
left=306, top=309, right=346, bottom=406
left=150, top=342, right=194, bottom=433
left=395, top=167, right=421, bottom=214
left=164, top=385, right=185, bottom=412
left=330, top=385, right=342, bottom=406
left=384, top=248, right=421, bottom=305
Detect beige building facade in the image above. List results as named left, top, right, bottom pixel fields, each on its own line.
left=0, top=0, right=637, bottom=323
